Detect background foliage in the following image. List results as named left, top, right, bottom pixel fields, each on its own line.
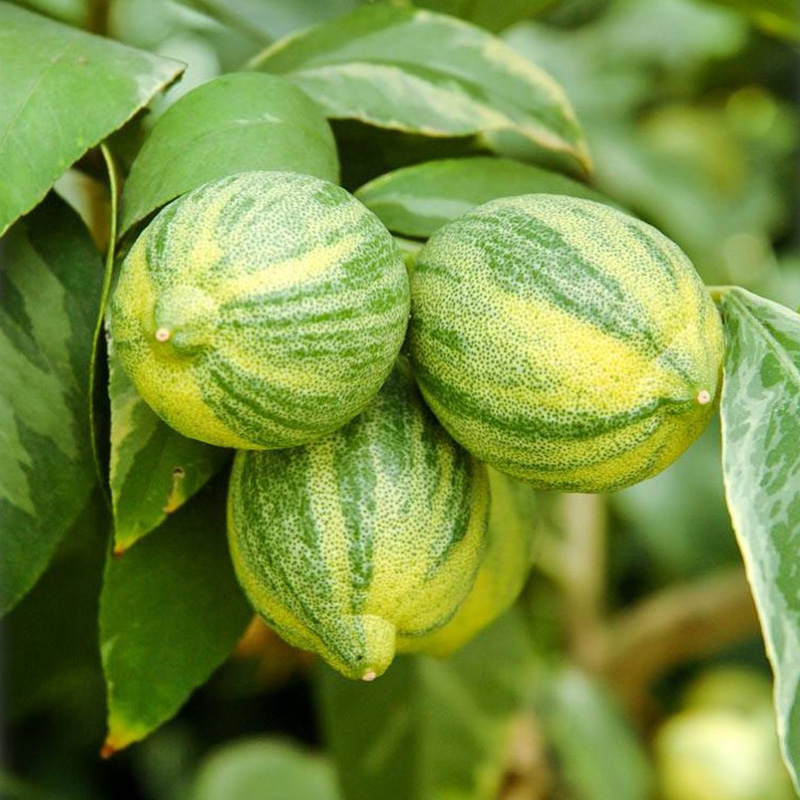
left=1, top=0, right=798, bottom=798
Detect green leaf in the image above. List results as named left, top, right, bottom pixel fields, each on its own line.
left=0, top=2, right=183, bottom=238
left=698, top=0, right=799, bottom=40
left=534, top=668, right=654, bottom=800
left=0, top=194, right=103, bottom=615
left=356, top=156, right=612, bottom=239
left=315, top=609, right=533, bottom=800
left=107, top=342, right=230, bottom=552
left=192, top=739, right=341, bottom=800
left=173, top=0, right=359, bottom=42
left=415, top=0, right=557, bottom=33
left=718, top=287, right=800, bottom=792
left=120, top=72, right=340, bottom=236
left=4, top=491, right=107, bottom=727
left=100, top=478, right=252, bottom=753
left=254, top=5, right=591, bottom=177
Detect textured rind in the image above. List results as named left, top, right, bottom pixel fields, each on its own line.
left=409, top=194, right=725, bottom=493
left=109, top=171, right=410, bottom=449
left=398, top=467, right=534, bottom=657
left=227, top=363, right=490, bottom=680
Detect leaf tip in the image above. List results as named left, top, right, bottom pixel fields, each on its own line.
left=100, top=738, right=118, bottom=759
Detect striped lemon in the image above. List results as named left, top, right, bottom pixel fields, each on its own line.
left=109, top=171, right=410, bottom=450
left=399, top=467, right=535, bottom=657
left=409, top=194, right=724, bottom=493
left=227, top=362, right=490, bottom=681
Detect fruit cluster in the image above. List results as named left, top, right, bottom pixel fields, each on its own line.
left=110, top=170, right=724, bottom=680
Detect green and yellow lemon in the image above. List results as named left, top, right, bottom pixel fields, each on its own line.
left=227, top=362, right=490, bottom=680
left=109, top=170, right=410, bottom=449
left=409, top=194, right=725, bottom=493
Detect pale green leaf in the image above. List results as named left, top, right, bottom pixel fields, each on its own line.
left=254, top=5, right=591, bottom=176
left=534, top=668, right=654, bottom=800
left=107, top=343, right=230, bottom=552
left=718, top=287, right=800, bottom=792
left=416, top=0, right=557, bottom=32
left=0, top=2, right=183, bottom=237
left=356, top=156, right=611, bottom=239
left=316, top=609, right=533, bottom=800
left=120, top=72, right=340, bottom=235
left=0, top=194, right=102, bottom=615
left=192, top=739, right=341, bottom=800
left=100, top=479, right=252, bottom=752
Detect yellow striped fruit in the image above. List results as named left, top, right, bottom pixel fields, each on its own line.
left=409, top=194, right=725, bottom=493
left=400, top=467, right=535, bottom=657
left=109, top=171, right=410, bottom=450
left=227, top=362, right=490, bottom=680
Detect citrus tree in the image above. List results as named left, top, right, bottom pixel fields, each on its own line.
left=1, top=1, right=799, bottom=798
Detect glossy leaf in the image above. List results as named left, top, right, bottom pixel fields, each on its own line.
left=0, top=194, right=103, bottom=615
left=316, top=609, right=533, bottom=800
left=718, top=287, right=800, bottom=791
left=100, top=480, right=252, bottom=753
left=107, top=344, right=230, bottom=552
left=534, top=668, right=653, bottom=800
left=699, top=0, right=799, bottom=40
left=0, top=2, right=183, bottom=237
left=192, top=739, right=340, bottom=800
left=120, top=72, right=340, bottom=235
left=254, top=5, right=591, bottom=176
left=356, top=156, right=611, bottom=239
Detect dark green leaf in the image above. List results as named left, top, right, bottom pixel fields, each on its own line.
left=0, top=2, right=183, bottom=237
left=534, top=668, right=653, bottom=800
left=254, top=5, right=591, bottom=177
left=718, top=287, right=800, bottom=792
left=316, top=609, right=533, bottom=800
left=699, top=0, right=799, bottom=40
left=192, top=739, right=341, bottom=800
left=100, top=479, right=252, bottom=752
left=356, top=156, right=612, bottom=239
left=107, top=343, right=230, bottom=552
left=0, top=194, right=103, bottom=615
left=120, top=72, right=340, bottom=235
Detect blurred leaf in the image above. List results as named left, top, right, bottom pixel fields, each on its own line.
left=612, top=420, right=739, bottom=584
left=107, top=343, right=230, bottom=552
left=356, top=156, right=611, bottom=239
left=255, top=5, right=591, bottom=177
left=699, top=0, right=800, bottom=40
left=718, top=287, right=800, bottom=792
left=534, top=668, right=654, bottom=800
left=192, top=739, right=340, bottom=800
left=100, top=479, right=252, bottom=753
left=415, top=0, right=557, bottom=32
left=316, top=609, right=533, bottom=800
left=120, top=72, right=340, bottom=235
left=0, top=194, right=102, bottom=615
left=0, top=2, right=183, bottom=238
left=172, top=0, right=359, bottom=42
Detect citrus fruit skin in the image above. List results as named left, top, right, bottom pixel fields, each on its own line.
left=399, top=467, right=534, bottom=657
left=227, top=362, right=490, bottom=681
left=109, top=170, right=410, bottom=450
left=408, top=194, right=725, bottom=493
